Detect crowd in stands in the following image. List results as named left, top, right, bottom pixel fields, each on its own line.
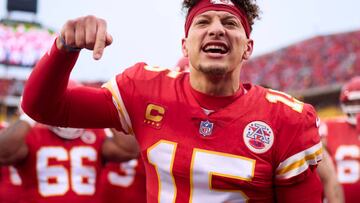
left=0, top=78, right=26, bottom=98
left=242, top=30, right=360, bottom=92
left=0, top=21, right=56, bottom=67
left=1, top=29, right=360, bottom=97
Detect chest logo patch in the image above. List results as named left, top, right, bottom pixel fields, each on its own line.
left=243, top=121, right=274, bottom=154
left=199, top=120, right=214, bottom=136
left=81, top=131, right=96, bottom=144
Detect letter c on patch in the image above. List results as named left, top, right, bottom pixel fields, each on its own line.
left=145, top=104, right=165, bottom=122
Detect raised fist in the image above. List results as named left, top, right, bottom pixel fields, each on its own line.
left=57, top=15, right=113, bottom=60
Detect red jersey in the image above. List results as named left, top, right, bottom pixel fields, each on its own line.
left=100, top=157, right=146, bottom=203
left=22, top=45, right=323, bottom=202
left=102, top=63, right=323, bottom=202
left=15, top=124, right=106, bottom=203
left=0, top=122, right=23, bottom=203
left=0, top=166, right=23, bottom=203
left=320, top=118, right=360, bottom=203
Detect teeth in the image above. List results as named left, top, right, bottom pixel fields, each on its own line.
left=204, top=45, right=226, bottom=52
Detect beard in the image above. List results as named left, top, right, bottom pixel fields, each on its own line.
left=198, top=64, right=227, bottom=76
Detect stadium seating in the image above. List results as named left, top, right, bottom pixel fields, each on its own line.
left=1, top=29, right=360, bottom=99
left=242, top=30, right=360, bottom=92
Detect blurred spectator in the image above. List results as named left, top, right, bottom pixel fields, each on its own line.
left=319, top=76, right=360, bottom=203
left=99, top=129, right=146, bottom=203
left=0, top=82, right=139, bottom=203
left=0, top=121, right=23, bottom=203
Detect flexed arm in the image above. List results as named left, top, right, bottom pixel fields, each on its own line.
left=22, top=16, right=120, bottom=129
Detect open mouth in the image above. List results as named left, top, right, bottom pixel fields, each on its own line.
left=202, top=43, right=229, bottom=54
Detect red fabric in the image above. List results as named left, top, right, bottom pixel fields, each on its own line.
left=0, top=123, right=23, bottom=203
left=99, top=157, right=146, bottom=203
left=184, top=0, right=250, bottom=37
left=339, top=76, right=360, bottom=102
left=22, top=40, right=322, bottom=202
left=322, top=118, right=360, bottom=203
left=16, top=125, right=106, bottom=203
left=107, top=64, right=322, bottom=202
left=22, top=40, right=120, bottom=130
left=0, top=166, right=23, bottom=203
left=275, top=170, right=322, bottom=203
left=189, top=82, right=244, bottom=110
left=357, top=113, right=360, bottom=132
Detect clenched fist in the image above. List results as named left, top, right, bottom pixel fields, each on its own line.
left=56, top=15, right=113, bottom=60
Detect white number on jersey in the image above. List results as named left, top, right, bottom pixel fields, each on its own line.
left=335, top=145, right=360, bottom=183
left=108, top=159, right=138, bottom=187
left=9, top=166, right=22, bottom=185
left=37, top=146, right=97, bottom=197
left=147, top=140, right=255, bottom=203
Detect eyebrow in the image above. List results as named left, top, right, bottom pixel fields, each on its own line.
left=196, top=12, right=239, bottom=21
left=222, top=15, right=239, bottom=21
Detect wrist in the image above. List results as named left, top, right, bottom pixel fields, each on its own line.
left=56, top=36, right=82, bottom=52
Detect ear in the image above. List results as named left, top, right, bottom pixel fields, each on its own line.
left=242, top=39, right=254, bottom=60
left=181, top=38, right=189, bottom=57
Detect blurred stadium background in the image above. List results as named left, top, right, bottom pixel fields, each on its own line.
left=0, top=0, right=359, bottom=121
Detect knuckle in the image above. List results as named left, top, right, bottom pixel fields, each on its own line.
left=85, top=15, right=97, bottom=23
left=63, top=32, right=74, bottom=45
left=66, top=19, right=76, bottom=26
left=87, top=15, right=96, bottom=19
left=86, top=38, right=96, bottom=48
left=75, top=39, right=85, bottom=48
left=63, top=20, right=75, bottom=32
left=97, top=18, right=107, bottom=27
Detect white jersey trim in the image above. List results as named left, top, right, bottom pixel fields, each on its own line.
left=275, top=142, right=322, bottom=180
left=102, top=77, right=134, bottom=135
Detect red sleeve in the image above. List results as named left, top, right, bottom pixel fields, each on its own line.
left=275, top=169, right=323, bottom=203
left=274, top=103, right=322, bottom=185
left=22, top=39, right=121, bottom=129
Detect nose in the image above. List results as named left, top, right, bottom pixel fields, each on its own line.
left=208, top=19, right=225, bottom=38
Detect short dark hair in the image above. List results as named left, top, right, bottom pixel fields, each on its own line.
left=182, top=0, right=261, bottom=33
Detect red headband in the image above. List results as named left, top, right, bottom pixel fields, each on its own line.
left=184, top=0, right=250, bottom=38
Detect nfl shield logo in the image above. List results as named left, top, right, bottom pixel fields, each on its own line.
left=199, top=120, right=214, bottom=136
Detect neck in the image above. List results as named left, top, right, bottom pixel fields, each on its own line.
left=189, top=67, right=241, bottom=96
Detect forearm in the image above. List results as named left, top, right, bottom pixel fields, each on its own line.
left=22, top=38, right=120, bottom=129
left=0, top=120, right=29, bottom=165
left=22, top=38, right=80, bottom=125
left=321, top=178, right=344, bottom=203
left=113, top=133, right=139, bottom=158
left=102, top=131, right=139, bottom=162
left=317, top=149, right=344, bottom=203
